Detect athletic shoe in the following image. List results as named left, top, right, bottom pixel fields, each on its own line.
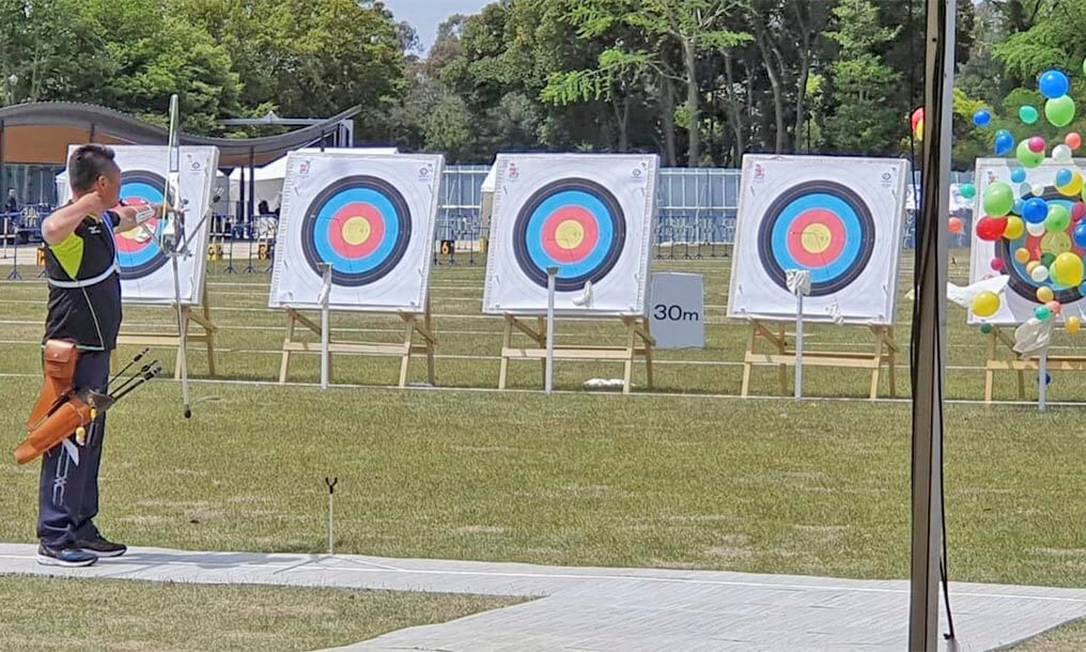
left=36, top=543, right=97, bottom=567
left=74, top=536, right=127, bottom=558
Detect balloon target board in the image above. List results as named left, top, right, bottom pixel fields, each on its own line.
left=483, top=154, right=659, bottom=315
left=269, top=153, right=444, bottom=311
left=727, top=155, right=909, bottom=325
left=970, top=158, right=1086, bottom=325
left=61, top=145, right=219, bottom=305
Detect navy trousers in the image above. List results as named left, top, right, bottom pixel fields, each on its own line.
left=37, top=349, right=110, bottom=548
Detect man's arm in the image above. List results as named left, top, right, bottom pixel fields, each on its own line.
left=41, top=194, right=108, bottom=246
left=112, top=204, right=162, bottom=234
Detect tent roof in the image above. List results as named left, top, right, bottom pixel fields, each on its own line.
left=0, top=102, right=361, bottom=167
left=227, top=147, right=399, bottom=181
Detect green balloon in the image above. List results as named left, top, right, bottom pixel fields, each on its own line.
left=1046, top=95, right=1077, bottom=127
left=1042, top=252, right=1057, bottom=267
left=1036, top=306, right=1053, bottom=321
left=960, top=183, right=977, bottom=200
left=980, top=323, right=993, bottom=335
left=1020, top=105, right=1040, bottom=125
left=983, top=181, right=1015, bottom=217
left=1046, top=204, right=1072, bottom=232
left=1017, top=139, right=1044, bottom=168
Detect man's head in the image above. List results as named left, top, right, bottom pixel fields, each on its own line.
left=68, top=144, right=121, bottom=206
left=7, top=188, right=14, bottom=198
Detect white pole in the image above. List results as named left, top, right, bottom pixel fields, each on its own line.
left=795, top=293, right=804, bottom=400
left=1039, top=350, right=1048, bottom=412
left=319, top=263, right=332, bottom=390
left=545, top=266, right=558, bottom=395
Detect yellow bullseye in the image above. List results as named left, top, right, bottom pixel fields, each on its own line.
left=554, top=219, right=586, bottom=250
left=801, top=223, right=832, bottom=254
left=342, top=216, right=372, bottom=245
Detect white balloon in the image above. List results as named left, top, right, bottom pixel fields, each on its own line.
left=1027, top=221, right=1047, bottom=236
left=1054, top=144, right=1074, bottom=162
left=1031, top=265, right=1050, bottom=283
left=1032, top=183, right=1047, bottom=197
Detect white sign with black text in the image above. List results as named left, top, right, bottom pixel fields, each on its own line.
left=649, top=272, right=705, bottom=349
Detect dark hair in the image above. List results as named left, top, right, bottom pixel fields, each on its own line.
left=68, top=144, right=119, bottom=193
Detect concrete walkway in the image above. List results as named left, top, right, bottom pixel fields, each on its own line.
left=1, top=543, right=1084, bottom=651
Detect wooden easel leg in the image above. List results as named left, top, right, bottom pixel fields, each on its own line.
left=279, top=310, right=296, bottom=385
left=398, top=317, right=414, bottom=388
left=425, top=301, right=436, bottom=386
left=984, top=331, right=996, bottom=403
left=740, top=324, right=756, bottom=398
left=202, top=294, right=216, bottom=378
left=869, top=330, right=883, bottom=400
left=498, top=317, right=512, bottom=390
left=777, top=323, right=787, bottom=396
left=644, top=320, right=655, bottom=391
left=622, top=320, right=636, bottom=395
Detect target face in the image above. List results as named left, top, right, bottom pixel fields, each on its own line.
left=757, top=180, right=876, bottom=296
left=512, top=178, right=626, bottom=291
left=300, top=175, right=413, bottom=287
left=115, top=170, right=171, bottom=280
left=997, top=189, right=1084, bottom=304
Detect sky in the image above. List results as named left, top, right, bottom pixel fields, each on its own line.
left=381, top=0, right=491, bottom=54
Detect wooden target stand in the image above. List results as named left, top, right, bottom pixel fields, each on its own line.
left=278, top=295, right=436, bottom=387
left=115, top=284, right=219, bottom=379
left=739, top=319, right=897, bottom=399
left=982, top=326, right=1086, bottom=402
left=497, top=313, right=655, bottom=394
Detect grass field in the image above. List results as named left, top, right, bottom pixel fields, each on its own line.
left=2, top=250, right=1086, bottom=648
left=0, top=574, right=515, bottom=651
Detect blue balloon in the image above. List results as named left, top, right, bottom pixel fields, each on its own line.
left=1040, top=70, right=1071, bottom=99
left=1058, top=168, right=1074, bottom=187
left=1011, top=168, right=1028, bottom=184
left=973, top=109, right=992, bottom=128
left=1013, top=198, right=1025, bottom=215
left=1073, top=222, right=1086, bottom=248
left=994, top=129, right=1015, bottom=156
left=1023, top=197, right=1049, bottom=224
left=1080, top=281, right=1086, bottom=295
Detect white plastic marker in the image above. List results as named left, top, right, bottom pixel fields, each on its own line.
left=787, top=270, right=812, bottom=400
left=318, top=263, right=332, bottom=390
left=545, top=266, right=558, bottom=395
left=1014, top=317, right=1054, bottom=412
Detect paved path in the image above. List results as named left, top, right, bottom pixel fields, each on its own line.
left=1, top=543, right=1083, bottom=651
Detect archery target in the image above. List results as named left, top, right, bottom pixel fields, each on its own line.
left=483, top=154, right=659, bottom=315
left=970, top=158, right=1086, bottom=325
left=728, top=155, right=908, bottom=325
left=269, top=153, right=443, bottom=312
left=61, top=145, right=219, bottom=305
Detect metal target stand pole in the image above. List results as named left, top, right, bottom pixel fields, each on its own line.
left=1039, top=349, right=1048, bottom=412
left=318, top=263, right=332, bottom=390
left=545, top=266, right=558, bottom=395
left=787, top=270, right=812, bottom=400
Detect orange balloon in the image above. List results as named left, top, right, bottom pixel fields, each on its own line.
left=1015, top=248, right=1032, bottom=264
left=948, top=217, right=964, bottom=234
left=1067, top=132, right=1083, bottom=150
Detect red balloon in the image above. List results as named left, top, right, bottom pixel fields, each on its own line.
left=1029, top=136, right=1046, bottom=153
left=1068, top=132, right=1083, bottom=150
left=1074, top=203, right=1086, bottom=223
left=991, top=258, right=1005, bottom=272
left=976, top=216, right=1008, bottom=241
left=948, top=217, right=964, bottom=234
left=911, top=107, right=925, bottom=130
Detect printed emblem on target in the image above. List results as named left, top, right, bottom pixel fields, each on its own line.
left=300, top=175, right=412, bottom=287
left=757, top=180, right=876, bottom=297
left=114, top=170, right=175, bottom=280
left=512, top=178, right=626, bottom=291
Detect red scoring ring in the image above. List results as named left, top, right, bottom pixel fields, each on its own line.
left=327, top=202, right=385, bottom=258
left=114, top=196, right=159, bottom=253
left=540, top=206, right=600, bottom=262
left=786, top=209, right=847, bottom=267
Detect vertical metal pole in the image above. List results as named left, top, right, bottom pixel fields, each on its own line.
left=1039, top=351, right=1048, bottom=412
left=910, top=0, right=955, bottom=649
left=795, top=293, right=804, bottom=400
left=319, top=263, right=332, bottom=390
left=545, top=266, right=558, bottom=395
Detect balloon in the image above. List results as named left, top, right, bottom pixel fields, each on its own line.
left=980, top=323, right=994, bottom=335
left=1015, top=247, right=1032, bottom=264
left=911, top=107, right=924, bottom=131
left=1027, top=261, right=1040, bottom=274
left=1023, top=197, right=1049, bottom=223
left=991, top=258, right=1005, bottom=272
left=994, top=130, right=1016, bottom=156
left=1032, top=183, right=1047, bottom=197
left=1054, top=144, right=1075, bottom=163
left=1047, top=300, right=1063, bottom=315
left=1017, top=139, right=1044, bottom=168
left=1005, top=216, right=1025, bottom=239
left=1068, top=316, right=1082, bottom=334
left=976, top=216, right=1008, bottom=241
left=1038, top=286, right=1055, bottom=303
left=1060, top=172, right=1085, bottom=197
left=973, top=291, right=1001, bottom=317
left=1068, top=132, right=1083, bottom=150
left=960, top=183, right=976, bottom=200
left=1011, top=168, right=1028, bottom=184
left=1028, top=136, right=1047, bottom=153
left=1074, top=203, right=1086, bottom=222
left=1032, top=265, right=1050, bottom=282
left=973, top=109, right=992, bottom=128
left=1036, top=305, right=1054, bottom=321
left=1046, top=95, right=1077, bottom=127
left=1053, top=251, right=1085, bottom=287
left=1014, top=198, right=1025, bottom=215
left=983, top=182, right=1015, bottom=216
left=1046, top=204, right=1072, bottom=232
left=1058, top=168, right=1074, bottom=187
left=1020, top=105, right=1040, bottom=125
left=1042, top=252, right=1057, bottom=267
left=1040, top=70, right=1071, bottom=99
left=1074, top=223, right=1086, bottom=248
left=948, top=216, right=964, bottom=234
left=1027, top=220, right=1047, bottom=237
